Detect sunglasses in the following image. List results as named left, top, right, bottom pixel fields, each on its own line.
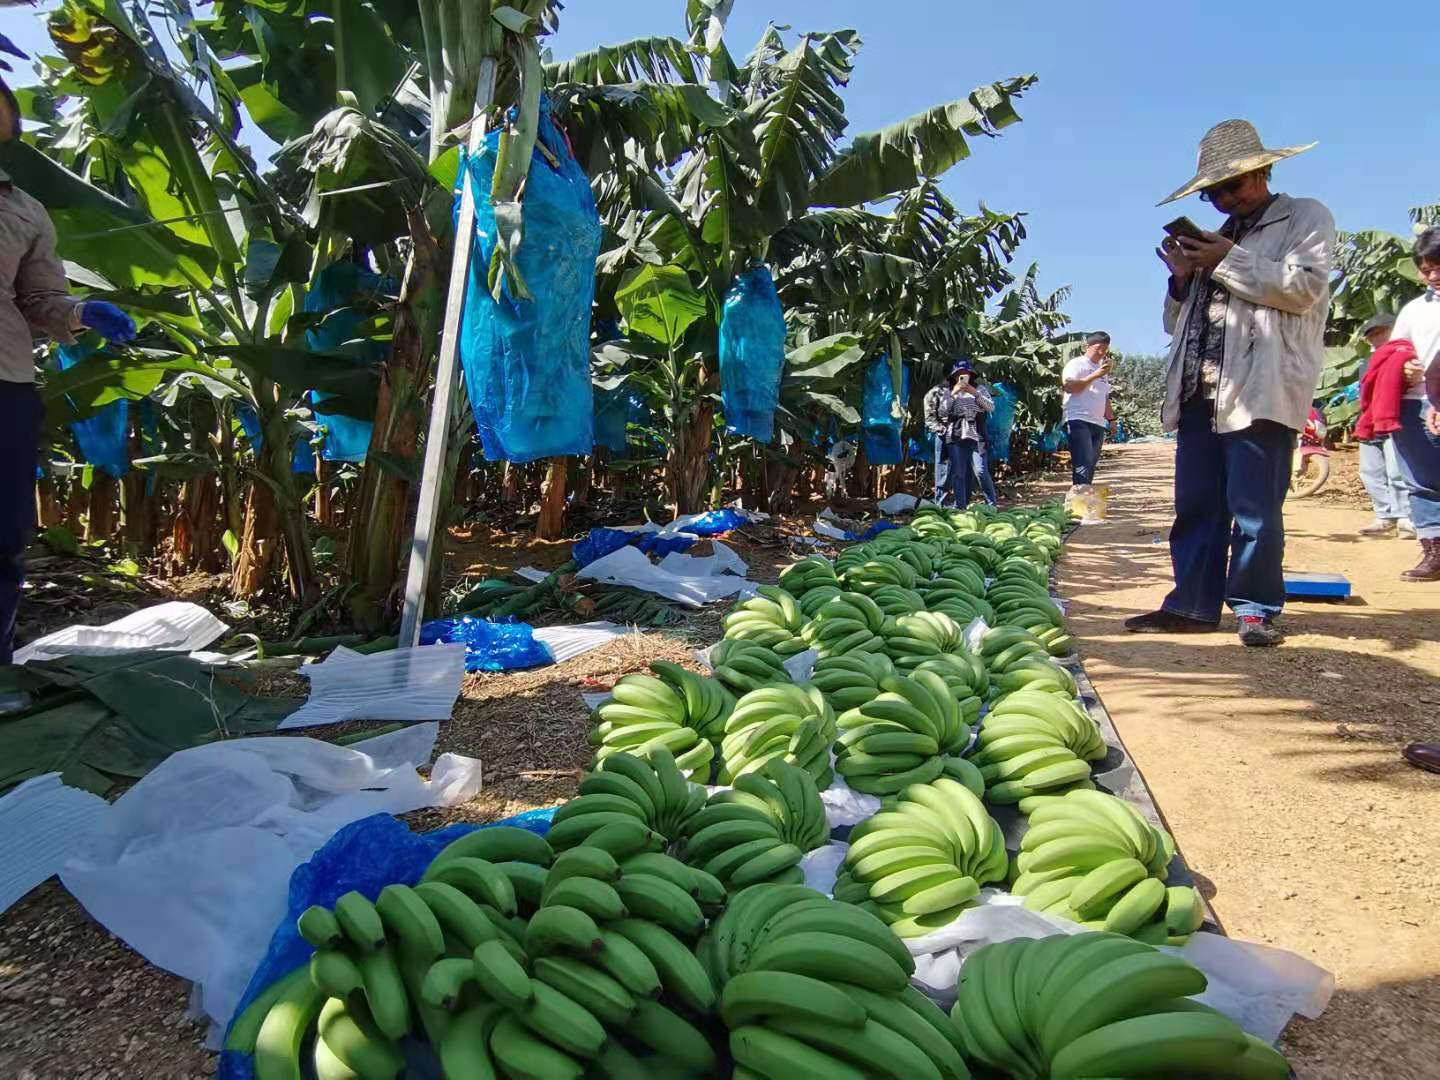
left=1199, top=175, right=1247, bottom=204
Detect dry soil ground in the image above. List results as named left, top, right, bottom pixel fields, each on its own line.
left=1055, top=441, right=1440, bottom=1080
left=1, top=445, right=1435, bottom=1078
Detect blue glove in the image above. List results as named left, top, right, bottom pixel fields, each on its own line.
left=79, top=301, right=137, bottom=344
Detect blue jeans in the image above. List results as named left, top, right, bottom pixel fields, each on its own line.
left=932, top=435, right=950, bottom=503
left=1066, top=420, right=1106, bottom=485
left=1358, top=437, right=1411, bottom=522
left=943, top=438, right=978, bottom=508
left=1389, top=400, right=1440, bottom=540
left=970, top=443, right=998, bottom=505
left=1162, top=398, right=1295, bottom=623
left=1, top=381, right=41, bottom=665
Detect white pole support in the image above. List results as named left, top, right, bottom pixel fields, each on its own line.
left=398, top=58, right=498, bottom=649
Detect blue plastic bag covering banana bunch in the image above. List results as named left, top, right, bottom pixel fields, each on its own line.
left=304, top=261, right=390, bottom=463
left=862, top=354, right=909, bottom=465
left=718, top=265, right=786, bottom=442
left=56, top=343, right=131, bottom=478
left=460, top=95, right=603, bottom=463
left=987, top=380, right=1019, bottom=463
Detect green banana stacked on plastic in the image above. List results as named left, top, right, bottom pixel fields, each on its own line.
left=1008, top=789, right=1199, bottom=942
left=776, top=556, right=840, bottom=599
left=678, top=760, right=829, bottom=892
left=985, top=563, right=1068, bottom=639
left=648, top=660, right=737, bottom=746
left=833, top=670, right=970, bottom=795
left=721, top=586, right=809, bottom=655
left=798, top=591, right=887, bottom=657
left=806, top=651, right=894, bottom=712
left=950, top=933, right=1288, bottom=1079
left=709, top=639, right=794, bottom=696
left=588, top=672, right=719, bottom=780
left=697, top=885, right=969, bottom=1080
left=835, top=778, right=1007, bottom=937
left=555, top=748, right=702, bottom=852
left=838, top=553, right=919, bottom=596
left=974, top=690, right=1107, bottom=805
left=717, top=683, right=836, bottom=787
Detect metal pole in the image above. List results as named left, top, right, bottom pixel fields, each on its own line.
left=398, top=58, right=498, bottom=649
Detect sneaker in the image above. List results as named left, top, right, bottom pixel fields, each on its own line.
left=1398, top=519, right=1418, bottom=539
left=1359, top=519, right=1398, bottom=538
left=1124, top=610, right=1221, bottom=634
left=1238, top=616, right=1283, bottom=647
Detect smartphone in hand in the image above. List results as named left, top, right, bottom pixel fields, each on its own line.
left=1163, top=216, right=1206, bottom=242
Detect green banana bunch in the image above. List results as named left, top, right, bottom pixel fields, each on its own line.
left=718, top=684, right=836, bottom=788
left=710, top=639, right=794, bottom=695
left=777, top=556, right=840, bottom=598
left=879, top=610, right=966, bottom=667
left=797, top=583, right=844, bottom=618
left=678, top=761, right=829, bottom=893
left=799, top=591, right=887, bottom=658
left=722, top=585, right=809, bottom=654
left=807, top=652, right=894, bottom=712
left=950, top=933, right=1287, bottom=1079
left=837, top=778, right=1007, bottom=936
left=906, top=653, right=987, bottom=719
left=648, top=659, right=738, bottom=749
left=589, top=674, right=714, bottom=781
left=833, top=670, right=969, bottom=795
left=697, top=886, right=969, bottom=1079
left=977, top=689, right=1107, bottom=784
left=911, top=509, right=958, bottom=540
left=557, top=748, right=702, bottom=850
left=1008, top=789, right=1193, bottom=940
left=869, top=583, right=928, bottom=616
left=986, top=570, right=1067, bottom=636
left=590, top=586, right=684, bottom=627
left=839, top=554, right=918, bottom=594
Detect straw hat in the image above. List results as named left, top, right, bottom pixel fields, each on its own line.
left=1157, top=120, right=1316, bottom=206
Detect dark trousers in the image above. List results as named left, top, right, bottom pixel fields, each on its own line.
left=969, top=443, right=998, bottom=505
left=1, top=381, right=41, bottom=665
left=1066, top=419, right=1106, bottom=485
left=1162, top=398, right=1295, bottom=623
left=943, top=438, right=979, bottom=508
left=1389, top=399, right=1440, bottom=539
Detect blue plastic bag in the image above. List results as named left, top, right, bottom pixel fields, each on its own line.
left=594, top=387, right=645, bottom=455
left=218, top=809, right=556, bottom=1080
left=571, top=527, right=697, bottom=569
left=57, top=344, right=130, bottom=478
left=987, top=381, right=1019, bottom=463
left=862, top=355, right=909, bottom=466
left=420, top=616, right=554, bottom=671
left=460, top=96, right=602, bottom=463
left=718, top=265, right=786, bottom=442
left=305, top=262, right=388, bottom=463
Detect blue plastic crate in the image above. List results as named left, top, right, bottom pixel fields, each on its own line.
left=1284, top=572, right=1351, bottom=599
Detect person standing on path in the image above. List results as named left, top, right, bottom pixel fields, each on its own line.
left=1384, top=227, right=1440, bottom=581
left=1061, top=331, right=1114, bottom=486
left=922, top=374, right=951, bottom=504
left=936, top=359, right=994, bottom=509
left=1124, top=120, right=1335, bottom=647
left=0, top=75, right=136, bottom=665
left=1353, top=313, right=1416, bottom=539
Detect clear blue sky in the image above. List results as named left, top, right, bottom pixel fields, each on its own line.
left=5, top=1, right=1432, bottom=354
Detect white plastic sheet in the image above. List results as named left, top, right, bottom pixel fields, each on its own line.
left=813, top=516, right=852, bottom=541
left=577, top=546, right=750, bottom=607
left=58, top=724, right=483, bottom=1033
left=531, top=621, right=632, bottom=664
left=657, top=540, right=748, bottom=578
left=877, top=492, right=920, bottom=514
left=0, top=774, right=109, bottom=916
left=14, top=601, right=229, bottom=665
left=799, top=842, right=847, bottom=893
left=279, top=643, right=467, bottom=729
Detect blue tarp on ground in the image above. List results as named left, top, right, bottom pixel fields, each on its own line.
left=420, top=616, right=554, bottom=672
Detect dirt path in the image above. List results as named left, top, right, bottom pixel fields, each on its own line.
left=1054, top=441, right=1440, bottom=1080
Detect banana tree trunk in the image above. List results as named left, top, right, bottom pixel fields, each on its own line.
left=536, top=456, right=568, bottom=540
left=232, top=390, right=316, bottom=599
left=668, top=398, right=714, bottom=515
left=230, top=479, right=277, bottom=596
left=346, top=207, right=443, bottom=632
left=87, top=474, right=118, bottom=542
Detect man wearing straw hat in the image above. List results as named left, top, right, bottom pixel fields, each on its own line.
left=0, top=50, right=136, bottom=665
left=1125, top=120, right=1335, bottom=647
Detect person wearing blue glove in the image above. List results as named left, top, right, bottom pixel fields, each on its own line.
left=1, top=77, right=136, bottom=664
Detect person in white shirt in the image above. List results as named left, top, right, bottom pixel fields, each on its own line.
left=1387, top=227, right=1440, bottom=581
left=1061, top=331, right=1114, bottom=486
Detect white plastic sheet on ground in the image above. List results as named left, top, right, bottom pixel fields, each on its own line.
left=531, top=621, right=632, bottom=664
left=577, top=546, right=751, bottom=607
left=58, top=723, right=483, bottom=1035
left=279, top=643, right=467, bottom=729
left=885, top=887, right=1332, bottom=1044
left=657, top=540, right=748, bottom=578
left=0, top=774, right=109, bottom=916
left=877, top=492, right=920, bottom=514
left=813, top=516, right=852, bottom=541
left=13, top=601, right=229, bottom=665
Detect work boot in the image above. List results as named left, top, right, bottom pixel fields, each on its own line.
left=1358, top=519, right=1397, bottom=538
left=1400, top=538, right=1440, bottom=582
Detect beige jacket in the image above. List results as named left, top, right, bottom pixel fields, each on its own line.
left=0, top=170, right=79, bottom=383
left=1161, top=193, right=1335, bottom=434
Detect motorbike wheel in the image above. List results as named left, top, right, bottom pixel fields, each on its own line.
left=1290, top=452, right=1330, bottom=498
